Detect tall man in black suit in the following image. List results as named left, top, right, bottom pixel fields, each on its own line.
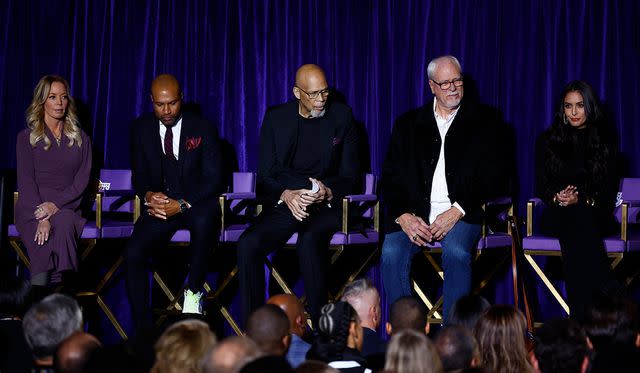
left=381, top=56, right=502, bottom=323
left=125, top=74, right=223, bottom=331
left=237, top=64, right=360, bottom=326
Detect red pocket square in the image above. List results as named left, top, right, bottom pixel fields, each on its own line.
left=186, top=137, right=202, bottom=151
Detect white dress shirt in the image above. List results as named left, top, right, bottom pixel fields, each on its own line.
left=158, top=117, right=183, bottom=160
left=429, top=99, right=465, bottom=223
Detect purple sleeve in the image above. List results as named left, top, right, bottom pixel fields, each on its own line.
left=51, top=133, right=92, bottom=209
left=16, top=131, right=43, bottom=209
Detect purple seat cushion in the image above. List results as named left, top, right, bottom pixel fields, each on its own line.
left=80, top=222, right=100, bottom=239
left=8, top=224, right=19, bottom=237
left=523, top=235, right=626, bottom=253
left=222, top=224, right=250, bottom=242
left=626, top=227, right=640, bottom=252
left=347, top=229, right=379, bottom=245
left=101, top=220, right=135, bottom=238
left=170, top=229, right=191, bottom=242
left=483, top=233, right=512, bottom=249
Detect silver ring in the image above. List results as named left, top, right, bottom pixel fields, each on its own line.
left=412, top=234, right=418, bottom=241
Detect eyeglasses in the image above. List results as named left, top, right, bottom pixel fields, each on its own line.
left=431, top=77, right=464, bottom=90
left=296, top=86, right=330, bottom=99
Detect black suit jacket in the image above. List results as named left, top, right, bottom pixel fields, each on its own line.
left=130, top=112, right=224, bottom=205
left=382, top=100, right=503, bottom=231
left=257, top=100, right=360, bottom=206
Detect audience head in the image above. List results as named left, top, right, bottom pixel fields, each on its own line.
left=309, top=301, right=363, bottom=362
left=295, top=360, right=340, bottom=373
left=293, top=64, right=329, bottom=118
left=0, top=277, right=31, bottom=317
left=584, top=295, right=639, bottom=350
left=386, top=296, right=429, bottom=336
left=26, top=74, right=82, bottom=150
left=54, top=331, right=102, bottom=373
left=245, top=304, right=291, bottom=356
left=150, top=73, right=183, bottom=126
left=340, top=277, right=381, bottom=330
left=427, top=55, right=464, bottom=112
left=202, top=336, right=262, bottom=373
left=22, top=293, right=82, bottom=365
left=385, top=329, right=443, bottom=373
left=435, top=325, right=480, bottom=372
left=449, top=294, right=491, bottom=330
left=151, top=319, right=216, bottom=373
left=474, top=305, right=534, bottom=373
left=532, top=318, right=590, bottom=373
left=239, top=355, right=294, bottom=373
left=267, top=293, right=308, bottom=337
left=555, top=80, right=601, bottom=130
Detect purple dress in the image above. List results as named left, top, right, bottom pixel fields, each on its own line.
left=15, top=127, right=92, bottom=278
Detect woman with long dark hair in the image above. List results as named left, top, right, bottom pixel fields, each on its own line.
left=535, top=80, right=618, bottom=321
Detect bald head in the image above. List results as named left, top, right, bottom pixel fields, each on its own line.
left=267, top=294, right=307, bottom=337
left=203, top=336, right=262, bottom=373
left=293, top=64, right=329, bottom=118
left=54, top=332, right=101, bottom=373
left=150, top=74, right=183, bottom=126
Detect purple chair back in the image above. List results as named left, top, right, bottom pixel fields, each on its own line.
left=233, top=172, right=255, bottom=193
left=615, top=178, right=640, bottom=224
left=97, top=169, right=135, bottom=213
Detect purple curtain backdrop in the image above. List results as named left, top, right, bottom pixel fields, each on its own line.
left=1, top=0, right=639, bottom=204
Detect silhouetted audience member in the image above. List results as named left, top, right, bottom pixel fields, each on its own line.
left=386, top=296, right=429, bottom=336
left=474, top=305, right=535, bottom=373
left=202, top=336, right=262, bottom=373
left=296, top=360, right=341, bottom=373
left=268, top=294, right=312, bottom=367
left=584, top=296, right=640, bottom=372
left=0, top=278, right=32, bottom=372
left=22, top=293, right=82, bottom=368
left=239, top=355, right=294, bottom=373
left=54, top=331, right=101, bottom=373
left=448, top=294, right=490, bottom=330
left=246, top=304, right=291, bottom=356
left=341, top=278, right=385, bottom=366
left=435, top=325, right=481, bottom=372
left=384, top=329, right=443, bottom=373
left=151, top=319, right=216, bottom=373
left=530, top=318, right=590, bottom=373
left=307, top=301, right=370, bottom=372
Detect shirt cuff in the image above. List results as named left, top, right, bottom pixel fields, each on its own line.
left=451, top=202, right=465, bottom=216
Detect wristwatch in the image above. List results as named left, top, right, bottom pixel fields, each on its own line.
left=177, top=199, right=188, bottom=213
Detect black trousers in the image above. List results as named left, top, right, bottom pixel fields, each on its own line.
left=124, top=199, right=220, bottom=330
left=541, top=204, right=614, bottom=322
left=237, top=203, right=340, bottom=326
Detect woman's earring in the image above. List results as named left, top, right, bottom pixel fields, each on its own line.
left=563, top=113, right=568, bottom=125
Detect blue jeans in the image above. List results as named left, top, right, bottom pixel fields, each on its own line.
left=381, top=220, right=481, bottom=323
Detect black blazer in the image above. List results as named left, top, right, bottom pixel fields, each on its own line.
left=257, top=100, right=360, bottom=206
left=382, top=100, right=503, bottom=231
left=130, top=111, right=224, bottom=205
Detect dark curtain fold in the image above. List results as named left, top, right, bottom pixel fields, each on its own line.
left=1, top=0, right=639, bottom=207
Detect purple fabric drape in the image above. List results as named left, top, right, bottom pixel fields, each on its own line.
left=1, top=0, right=639, bottom=209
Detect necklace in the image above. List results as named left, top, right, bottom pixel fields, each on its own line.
left=53, top=131, right=62, bottom=145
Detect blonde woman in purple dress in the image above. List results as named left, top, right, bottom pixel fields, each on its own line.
left=15, top=75, right=91, bottom=288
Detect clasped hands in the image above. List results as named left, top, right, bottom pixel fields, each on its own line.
left=33, top=202, right=59, bottom=246
left=398, top=207, right=463, bottom=246
left=554, top=185, right=578, bottom=207
left=145, top=191, right=183, bottom=220
left=281, top=178, right=332, bottom=221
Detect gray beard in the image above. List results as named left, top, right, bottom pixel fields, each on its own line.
left=309, top=108, right=326, bottom=118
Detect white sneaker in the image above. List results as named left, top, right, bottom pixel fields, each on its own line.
left=182, top=289, right=203, bottom=314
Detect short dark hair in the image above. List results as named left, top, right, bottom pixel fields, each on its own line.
left=246, top=304, right=291, bottom=355
left=0, top=277, right=31, bottom=317
left=449, top=295, right=490, bottom=330
left=23, top=294, right=82, bottom=359
left=389, top=296, right=427, bottom=333
left=584, top=295, right=639, bottom=350
left=435, top=325, right=478, bottom=371
left=534, top=318, right=589, bottom=373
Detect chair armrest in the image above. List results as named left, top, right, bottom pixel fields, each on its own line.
left=344, top=194, right=377, bottom=202
left=222, top=192, right=256, bottom=200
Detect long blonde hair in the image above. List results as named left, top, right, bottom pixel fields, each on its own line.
left=385, top=329, right=444, bottom=373
left=25, top=75, right=82, bottom=150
